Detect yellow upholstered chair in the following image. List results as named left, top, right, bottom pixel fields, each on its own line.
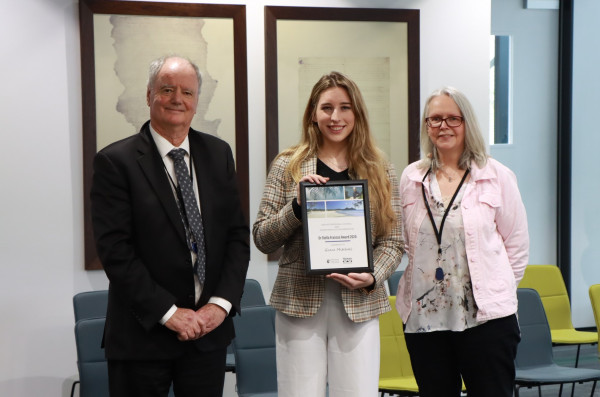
left=589, top=284, right=600, bottom=356
left=379, top=296, right=419, bottom=396
left=518, top=265, right=598, bottom=366
left=379, top=296, right=466, bottom=397
left=378, top=297, right=466, bottom=396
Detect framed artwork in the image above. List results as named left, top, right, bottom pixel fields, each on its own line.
left=264, top=6, right=420, bottom=169
left=264, top=6, right=420, bottom=260
left=80, top=0, right=248, bottom=270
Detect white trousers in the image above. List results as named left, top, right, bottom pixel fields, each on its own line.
left=275, top=280, right=380, bottom=397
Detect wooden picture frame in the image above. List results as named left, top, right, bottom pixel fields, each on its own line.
left=265, top=6, right=420, bottom=168
left=264, top=6, right=420, bottom=260
left=80, top=0, right=248, bottom=270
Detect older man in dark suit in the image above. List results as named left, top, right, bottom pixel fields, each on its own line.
left=91, top=55, right=249, bottom=397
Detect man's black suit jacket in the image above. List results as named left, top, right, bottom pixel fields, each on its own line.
left=91, top=121, right=250, bottom=360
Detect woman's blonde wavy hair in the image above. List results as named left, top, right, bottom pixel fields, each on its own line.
left=277, top=71, right=395, bottom=237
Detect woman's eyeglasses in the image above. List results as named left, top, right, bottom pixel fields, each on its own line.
left=425, top=116, right=464, bottom=128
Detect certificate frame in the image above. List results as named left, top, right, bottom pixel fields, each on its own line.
left=79, top=0, right=248, bottom=270
left=300, top=180, right=373, bottom=275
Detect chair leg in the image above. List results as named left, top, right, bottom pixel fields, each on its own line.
left=575, top=344, right=581, bottom=367
left=590, top=380, right=597, bottom=397
left=570, top=382, right=577, bottom=397
left=513, top=385, right=519, bottom=397
left=70, top=380, right=79, bottom=397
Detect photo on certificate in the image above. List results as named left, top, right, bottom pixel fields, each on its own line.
left=300, top=180, right=374, bottom=275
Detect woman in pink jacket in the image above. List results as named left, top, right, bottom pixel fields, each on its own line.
left=396, top=87, right=529, bottom=397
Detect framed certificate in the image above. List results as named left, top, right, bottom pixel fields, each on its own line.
left=300, top=180, right=374, bottom=275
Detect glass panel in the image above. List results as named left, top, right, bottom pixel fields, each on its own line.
left=489, top=35, right=510, bottom=144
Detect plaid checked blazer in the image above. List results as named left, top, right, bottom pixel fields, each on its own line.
left=253, top=153, right=404, bottom=322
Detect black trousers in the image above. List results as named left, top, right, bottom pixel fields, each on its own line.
left=404, top=314, right=520, bottom=397
left=107, top=346, right=227, bottom=397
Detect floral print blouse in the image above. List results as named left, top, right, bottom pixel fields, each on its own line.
left=404, top=173, right=483, bottom=333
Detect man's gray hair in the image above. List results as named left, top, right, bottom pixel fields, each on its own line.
left=147, top=55, right=202, bottom=92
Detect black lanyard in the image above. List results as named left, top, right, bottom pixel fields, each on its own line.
left=421, top=167, right=470, bottom=280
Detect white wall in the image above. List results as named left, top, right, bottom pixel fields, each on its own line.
left=491, top=0, right=600, bottom=329
left=490, top=0, right=558, bottom=271
left=0, top=0, right=490, bottom=395
left=571, top=0, right=600, bottom=328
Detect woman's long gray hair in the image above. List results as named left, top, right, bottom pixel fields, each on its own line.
left=419, top=86, right=488, bottom=171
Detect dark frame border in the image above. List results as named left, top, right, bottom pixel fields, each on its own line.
left=300, top=180, right=373, bottom=275
left=557, top=0, right=573, bottom=294
left=264, top=6, right=421, bottom=169
left=80, top=0, right=248, bottom=270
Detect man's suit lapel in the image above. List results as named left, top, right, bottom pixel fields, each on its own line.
left=136, top=124, right=187, bottom=244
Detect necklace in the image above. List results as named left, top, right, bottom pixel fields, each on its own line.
left=438, top=167, right=461, bottom=183
left=318, top=157, right=348, bottom=172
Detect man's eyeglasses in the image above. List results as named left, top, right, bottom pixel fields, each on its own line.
left=425, top=116, right=464, bottom=128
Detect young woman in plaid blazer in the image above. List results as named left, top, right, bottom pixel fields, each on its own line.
left=253, top=71, right=404, bottom=397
